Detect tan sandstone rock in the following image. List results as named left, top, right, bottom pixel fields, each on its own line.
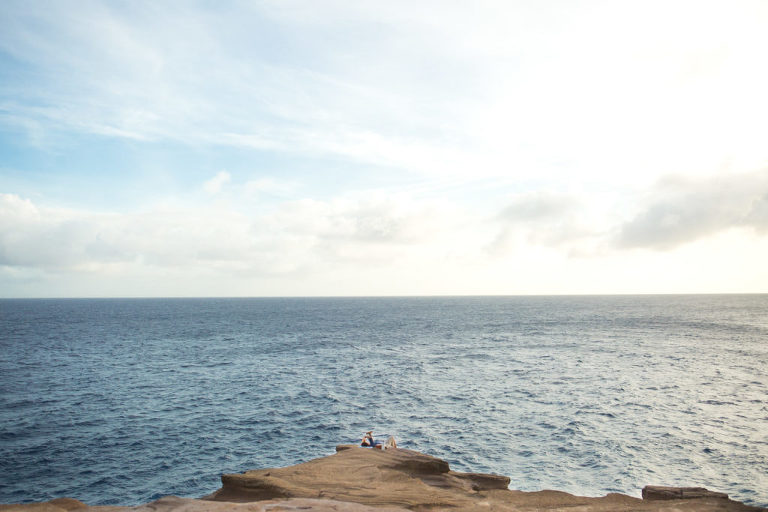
left=643, top=485, right=730, bottom=500
left=3, top=447, right=764, bottom=511
left=203, top=445, right=763, bottom=511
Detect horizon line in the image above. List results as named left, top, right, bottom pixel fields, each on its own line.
left=2, top=292, right=766, bottom=300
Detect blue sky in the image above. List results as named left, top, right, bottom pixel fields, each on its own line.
left=1, top=0, right=768, bottom=297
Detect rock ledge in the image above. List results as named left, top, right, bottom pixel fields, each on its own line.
left=201, top=445, right=762, bottom=511
left=3, top=447, right=764, bottom=511
left=643, top=485, right=730, bottom=500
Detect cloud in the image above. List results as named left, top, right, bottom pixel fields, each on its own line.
left=296, top=193, right=444, bottom=259
left=244, top=177, right=295, bottom=197
left=0, top=194, right=92, bottom=268
left=488, top=171, right=768, bottom=256
left=1, top=1, right=468, bottom=174
left=490, top=191, right=603, bottom=256
left=497, top=192, right=579, bottom=223
left=617, top=169, right=768, bottom=250
left=203, top=171, right=231, bottom=194
left=4, top=176, right=768, bottom=296
left=3, top=0, right=765, bottom=186
left=0, top=192, right=271, bottom=272
left=0, top=192, right=449, bottom=278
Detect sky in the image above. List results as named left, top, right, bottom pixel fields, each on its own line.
left=1, top=0, right=768, bottom=297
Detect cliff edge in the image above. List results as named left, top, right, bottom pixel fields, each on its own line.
left=202, top=445, right=762, bottom=511
left=2, top=446, right=764, bottom=511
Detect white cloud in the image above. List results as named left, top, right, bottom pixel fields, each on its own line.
left=0, top=191, right=451, bottom=276
left=203, top=171, right=231, bottom=194
left=489, top=191, right=607, bottom=257
left=3, top=176, right=768, bottom=297
left=497, top=192, right=580, bottom=223
left=617, top=169, right=768, bottom=250
left=486, top=169, right=768, bottom=258
left=3, top=1, right=766, bottom=184
left=244, top=177, right=295, bottom=197
left=2, top=2, right=768, bottom=295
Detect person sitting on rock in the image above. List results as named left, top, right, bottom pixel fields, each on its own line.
left=361, top=431, right=397, bottom=450
left=361, top=431, right=376, bottom=447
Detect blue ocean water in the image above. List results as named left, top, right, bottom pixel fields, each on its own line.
left=1, top=296, right=766, bottom=507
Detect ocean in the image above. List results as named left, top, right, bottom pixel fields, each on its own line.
left=1, top=295, right=766, bottom=507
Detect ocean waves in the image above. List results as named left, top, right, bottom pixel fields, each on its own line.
left=0, top=295, right=766, bottom=507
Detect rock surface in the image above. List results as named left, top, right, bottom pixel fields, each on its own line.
left=643, top=485, right=730, bottom=500
left=203, top=445, right=762, bottom=511
left=0, top=497, right=408, bottom=512
left=2, top=447, right=764, bottom=511
left=206, top=445, right=511, bottom=507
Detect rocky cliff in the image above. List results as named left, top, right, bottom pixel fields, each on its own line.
left=2, top=446, right=763, bottom=511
